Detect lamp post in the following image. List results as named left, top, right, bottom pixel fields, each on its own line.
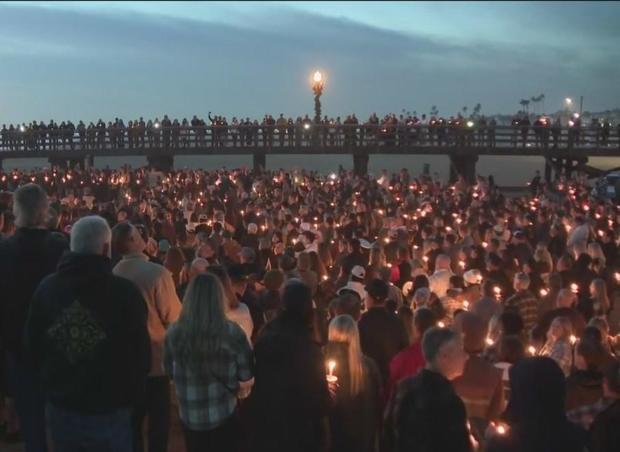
left=311, top=71, right=324, bottom=147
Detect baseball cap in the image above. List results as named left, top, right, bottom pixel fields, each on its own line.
left=351, top=265, right=366, bottom=279
left=463, top=269, right=483, bottom=286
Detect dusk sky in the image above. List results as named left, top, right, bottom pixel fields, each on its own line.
left=1, top=1, right=619, bottom=125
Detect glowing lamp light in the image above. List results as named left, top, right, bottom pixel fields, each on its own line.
left=304, top=123, right=311, bottom=130
left=313, top=71, right=323, bottom=84
left=565, top=97, right=572, bottom=105
left=329, top=173, right=337, bottom=180
left=19, top=125, right=25, bottom=132
left=154, top=122, right=160, bottom=129
left=568, top=120, right=575, bottom=127
left=467, top=120, right=474, bottom=128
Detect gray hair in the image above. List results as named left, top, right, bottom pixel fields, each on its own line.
left=13, top=184, right=49, bottom=228
left=70, top=216, right=112, bottom=256
left=422, top=326, right=459, bottom=364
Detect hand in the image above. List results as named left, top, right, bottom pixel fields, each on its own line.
left=327, top=378, right=339, bottom=401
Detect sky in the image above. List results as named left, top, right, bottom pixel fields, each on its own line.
left=1, top=1, right=619, bottom=125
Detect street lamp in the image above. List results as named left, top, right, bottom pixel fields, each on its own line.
left=312, top=70, right=324, bottom=124
left=311, top=70, right=325, bottom=147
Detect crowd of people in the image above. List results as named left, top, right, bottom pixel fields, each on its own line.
left=1, top=112, right=618, bottom=152
left=1, top=162, right=620, bottom=452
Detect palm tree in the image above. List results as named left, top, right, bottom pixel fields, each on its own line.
left=473, top=103, right=482, bottom=117
left=530, top=96, right=538, bottom=115
left=430, top=105, right=439, bottom=116
left=540, top=94, right=545, bottom=114
left=462, top=106, right=468, bottom=116
left=519, top=99, right=530, bottom=113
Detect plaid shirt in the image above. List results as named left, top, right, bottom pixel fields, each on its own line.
left=539, top=339, right=573, bottom=376
left=504, top=290, right=538, bottom=334
left=164, top=320, right=253, bottom=431
left=567, top=397, right=615, bottom=430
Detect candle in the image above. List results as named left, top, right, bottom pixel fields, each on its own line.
left=540, top=288, right=548, bottom=297
left=494, top=286, right=501, bottom=296
left=459, top=260, right=466, bottom=269
left=528, top=345, right=537, bottom=356
left=482, top=241, right=488, bottom=248
left=614, top=273, right=620, bottom=283
left=437, top=321, right=445, bottom=328
left=569, top=335, right=578, bottom=346
left=485, top=337, right=494, bottom=346
left=570, top=283, right=578, bottom=294
left=463, top=300, right=469, bottom=310
left=326, top=360, right=338, bottom=384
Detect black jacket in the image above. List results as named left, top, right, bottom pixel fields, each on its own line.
left=358, top=307, right=409, bottom=384
left=24, top=253, right=150, bottom=414
left=0, top=228, right=68, bottom=359
left=248, top=313, right=331, bottom=452
left=387, top=369, right=472, bottom=452
left=589, top=399, right=620, bottom=452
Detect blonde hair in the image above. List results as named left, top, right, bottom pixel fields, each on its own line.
left=328, top=315, right=364, bottom=397
left=369, top=246, right=386, bottom=268
left=167, top=273, right=227, bottom=369
left=590, top=278, right=610, bottom=314
left=587, top=242, right=606, bottom=267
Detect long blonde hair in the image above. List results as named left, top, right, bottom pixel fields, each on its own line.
left=590, top=278, right=610, bottom=315
left=328, top=315, right=364, bottom=397
left=167, top=273, right=227, bottom=369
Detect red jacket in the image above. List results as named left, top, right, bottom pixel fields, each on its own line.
left=387, top=341, right=426, bottom=399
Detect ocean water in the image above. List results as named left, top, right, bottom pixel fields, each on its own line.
left=3, top=155, right=620, bottom=186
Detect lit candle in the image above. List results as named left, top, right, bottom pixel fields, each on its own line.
left=494, top=286, right=501, bottom=296
left=570, top=335, right=578, bottom=346
left=540, top=288, right=548, bottom=297
left=528, top=345, right=537, bottom=356
left=614, top=273, right=620, bottom=283
left=485, top=337, right=494, bottom=346
left=463, top=300, right=469, bottom=310
left=570, top=283, right=578, bottom=294
left=437, top=321, right=445, bottom=328
left=482, top=241, right=488, bottom=248
left=459, top=260, right=466, bottom=269
left=326, top=360, right=338, bottom=384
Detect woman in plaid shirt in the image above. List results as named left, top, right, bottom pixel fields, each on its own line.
left=164, top=272, right=254, bottom=452
left=539, top=316, right=574, bottom=376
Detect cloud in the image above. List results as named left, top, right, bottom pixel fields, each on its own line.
left=0, top=2, right=618, bottom=124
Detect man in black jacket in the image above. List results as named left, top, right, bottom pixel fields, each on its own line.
left=386, top=326, right=471, bottom=452
left=24, top=215, right=150, bottom=452
left=0, top=183, right=68, bottom=452
left=358, top=279, right=409, bottom=385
